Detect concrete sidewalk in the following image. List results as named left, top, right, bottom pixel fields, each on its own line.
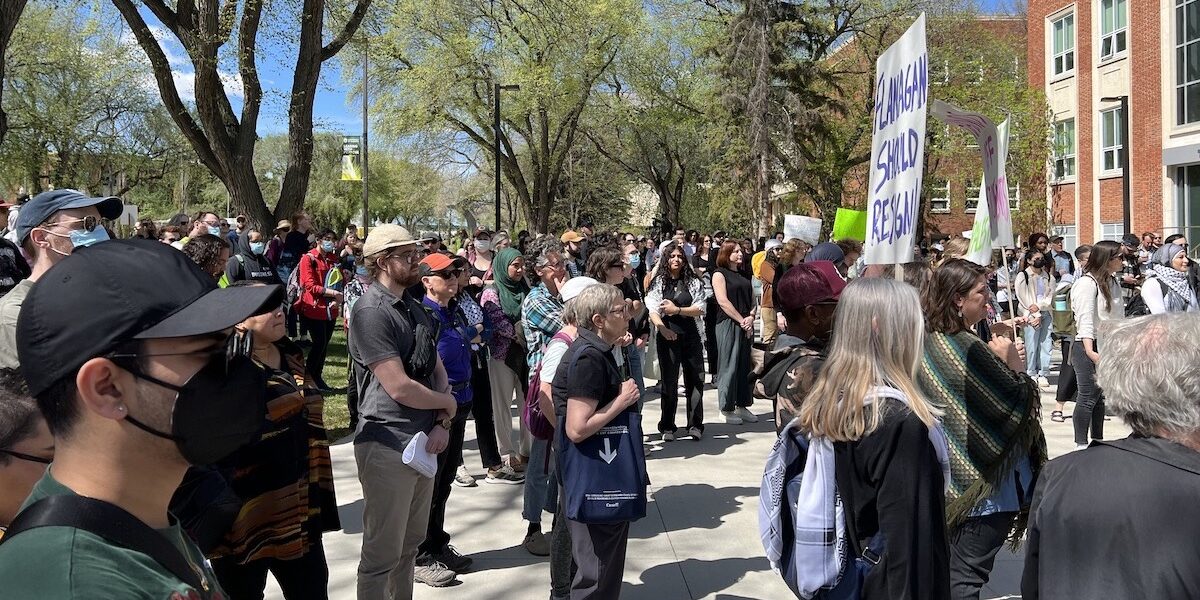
left=268, top=367, right=1127, bottom=600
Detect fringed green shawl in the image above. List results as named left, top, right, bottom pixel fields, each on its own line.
left=918, top=330, right=1048, bottom=547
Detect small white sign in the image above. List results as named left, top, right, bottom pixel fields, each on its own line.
left=784, top=215, right=822, bottom=245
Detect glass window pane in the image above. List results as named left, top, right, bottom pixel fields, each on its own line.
left=1190, top=1, right=1200, bottom=42
left=1117, top=30, right=1126, bottom=53
left=1054, top=20, right=1063, bottom=54
left=1117, top=0, right=1127, bottom=29
left=1103, top=111, right=1114, bottom=144
left=1181, top=86, right=1189, bottom=125
left=1103, top=37, right=1113, bottom=58
left=1067, top=120, right=1076, bottom=148
left=1066, top=51, right=1074, bottom=71
left=1066, top=15, right=1074, bottom=50
left=1190, top=82, right=1200, bottom=123
left=1189, top=42, right=1200, bottom=82
left=1180, top=5, right=1187, bottom=46
left=1188, top=165, right=1200, bottom=240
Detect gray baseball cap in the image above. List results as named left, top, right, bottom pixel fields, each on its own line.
left=15, top=189, right=123, bottom=243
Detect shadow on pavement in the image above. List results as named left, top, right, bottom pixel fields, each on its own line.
left=460, top=544, right=545, bottom=573
left=622, top=557, right=771, bottom=599
left=631, top=483, right=757, bottom=538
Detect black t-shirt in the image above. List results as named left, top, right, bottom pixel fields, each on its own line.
left=281, top=230, right=312, bottom=268
left=619, top=277, right=649, bottom=337
left=551, top=329, right=623, bottom=422
left=660, top=276, right=697, bottom=336
left=714, top=267, right=753, bottom=325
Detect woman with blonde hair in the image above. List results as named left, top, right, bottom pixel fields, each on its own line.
left=791, top=278, right=950, bottom=599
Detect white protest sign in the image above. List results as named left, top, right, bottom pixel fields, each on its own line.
left=865, top=13, right=928, bottom=265
left=962, top=119, right=1012, bottom=266
left=930, top=101, right=1014, bottom=248
left=783, top=215, right=822, bottom=244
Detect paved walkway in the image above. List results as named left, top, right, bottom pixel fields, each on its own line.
left=268, top=364, right=1128, bottom=600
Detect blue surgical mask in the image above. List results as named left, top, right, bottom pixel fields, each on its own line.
left=208, top=226, right=221, bottom=236
left=71, top=226, right=109, bottom=248
left=629, top=253, right=641, bottom=269
left=321, top=240, right=335, bottom=253
left=250, top=241, right=266, bottom=255
left=356, top=266, right=368, bottom=277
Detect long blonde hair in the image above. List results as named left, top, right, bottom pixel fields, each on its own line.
left=798, top=278, right=941, bottom=441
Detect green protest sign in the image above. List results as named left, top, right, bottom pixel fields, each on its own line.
left=833, top=208, right=868, bottom=241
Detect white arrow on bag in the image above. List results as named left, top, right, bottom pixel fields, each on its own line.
left=599, top=437, right=617, bottom=464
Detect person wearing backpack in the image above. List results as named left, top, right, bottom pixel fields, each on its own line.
left=761, top=278, right=950, bottom=600
left=222, top=229, right=282, bottom=287
left=295, top=229, right=343, bottom=391
left=1050, top=245, right=1090, bottom=423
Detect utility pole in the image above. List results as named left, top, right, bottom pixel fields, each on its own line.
left=362, top=37, right=370, bottom=237
left=494, top=83, right=519, bottom=232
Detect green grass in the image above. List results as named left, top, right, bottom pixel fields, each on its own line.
left=321, top=325, right=352, bottom=441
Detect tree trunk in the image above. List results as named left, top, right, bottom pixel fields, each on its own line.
left=0, top=0, right=27, bottom=145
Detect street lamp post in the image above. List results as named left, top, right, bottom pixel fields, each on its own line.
left=494, top=83, right=520, bottom=232
left=1101, top=95, right=1130, bottom=234
left=362, top=38, right=370, bottom=237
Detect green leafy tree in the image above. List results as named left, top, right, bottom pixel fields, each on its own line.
left=0, top=0, right=28, bottom=144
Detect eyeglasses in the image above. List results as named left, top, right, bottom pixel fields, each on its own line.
left=108, top=331, right=253, bottom=377
left=0, top=449, right=52, bottom=465
left=46, top=215, right=100, bottom=232
left=386, top=250, right=422, bottom=264
left=430, top=268, right=464, bottom=278
left=608, top=306, right=628, bottom=316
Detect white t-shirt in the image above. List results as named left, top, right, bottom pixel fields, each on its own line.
left=540, top=338, right=571, bottom=383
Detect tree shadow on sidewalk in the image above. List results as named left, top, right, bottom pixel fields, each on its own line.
left=621, top=557, right=772, bottom=599
left=630, top=483, right=757, bottom=539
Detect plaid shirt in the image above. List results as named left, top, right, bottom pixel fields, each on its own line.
left=522, top=282, right=564, bottom=376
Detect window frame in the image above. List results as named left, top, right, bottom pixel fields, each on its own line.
left=1177, top=0, right=1200, bottom=126
left=965, top=181, right=981, bottom=214
left=1101, top=222, right=1124, bottom=241
left=1052, top=118, right=1077, bottom=181
left=1099, top=0, right=1128, bottom=62
left=930, top=180, right=950, bottom=214
left=1100, top=107, right=1125, bottom=174
left=1051, top=12, right=1076, bottom=78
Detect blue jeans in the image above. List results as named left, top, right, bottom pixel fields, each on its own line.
left=522, top=437, right=559, bottom=524
left=628, top=343, right=645, bottom=397
left=1023, top=317, right=1053, bottom=377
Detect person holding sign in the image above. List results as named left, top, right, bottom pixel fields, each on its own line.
left=553, top=284, right=645, bottom=599
left=917, top=259, right=1046, bottom=600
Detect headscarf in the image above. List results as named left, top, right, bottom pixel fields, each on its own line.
left=805, top=242, right=844, bottom=265
left=493, top=247, right=529, bottom=321
left=1150, top=243, right=1192, bottom=312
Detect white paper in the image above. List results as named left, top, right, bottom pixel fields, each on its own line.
left=864, top=13, right=928, bottom=265
left=403, top=431, right=438, bottom=478
left=783, top=215, right=822, bottom=245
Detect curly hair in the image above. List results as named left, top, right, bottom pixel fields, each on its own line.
left=778, top=239, right=807, bottom=266
left=182, top=233, right=230, bottom=278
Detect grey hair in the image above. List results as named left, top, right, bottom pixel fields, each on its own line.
left=525, top=237, right=564, bottom=276
left=1097, top=314, right=1200, bottom=437
left=572, top=284, right=624, bottom=332
left=561, top=298, right=580, bottom=325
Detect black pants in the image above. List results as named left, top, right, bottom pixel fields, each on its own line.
left=704, top=297, right=720, bottom=378
left=210, top=541, right=329, bottom=600
left=1054, top=338, right=1077, bottom=406
left=550, top=486, right=576, bottom=598
left=286, top=304, right=300, bottom=338
left=463, top=354, right=502, bottom=469
left=656, top=328, right=705, bottom=434
left=949, top=511, right=1016, bottom=600
left=1070, top=340, right=1104, bottom=445
left=299, top=316, right=335, bottom=388
left=346, top=357, right=359, bottom=432
left=419, top=401, right=471, bottom=558
left=567, top=519, right=630, bottom=599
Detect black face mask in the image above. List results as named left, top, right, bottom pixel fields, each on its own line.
left=123, top=351, right=267, bottom=465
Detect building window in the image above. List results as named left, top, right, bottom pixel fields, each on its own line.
left=1100, top=0, right=1128, bottom=60
left=1101, top=107, right=1125, bottom=172
left=965, top=181, right=981, bottom=213
left=1101, top=223, right=1124, bottom=241
left=1175, top=164, right=1200, bottom=246
left=1178, top=0, right=1200, bottom=124
left=930, top=181, right=950, bottom=213
left=1051, top=13, right=1075, bottom=77
left=1009, top=183, right=1021, bottom=211
left=1053, top=119, right=1076, bottom=179
left=1052, top=224, right=1078, bottom=252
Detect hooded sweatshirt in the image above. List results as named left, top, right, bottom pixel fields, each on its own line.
left=224, top=234, right=282, bottom=286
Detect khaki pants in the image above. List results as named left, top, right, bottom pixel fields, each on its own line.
left=759, top=306, right=779, bottom=346
left=355, top=440, right=434, bottom=600
left=488, top=358, right=531, bottom=460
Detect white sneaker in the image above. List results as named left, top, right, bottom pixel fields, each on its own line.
left=688, top=427, right=703, bottom=440
left=735, top=407, right=759, bottom=423
left=662, top=431, right=676, bottom=442
left=1037, top=376, right=1051, bottom=390
left=721, top=410, right=743, bottom=425
left=1075, top=443, right=1089, bottom=451
left=453, top=465, right=476, bottom=487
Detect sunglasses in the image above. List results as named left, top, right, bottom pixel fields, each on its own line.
left=0, top=449, right=52, bottom=465
left=48, top=215, right=101, bottom=232
left=109, top=331, right=254, bottom=379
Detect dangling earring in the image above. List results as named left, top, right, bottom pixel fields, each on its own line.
left=956, top=309, right=963, bottom=318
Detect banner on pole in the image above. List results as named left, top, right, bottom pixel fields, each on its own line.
left=930, top=102, right=1014, bottom=247
left=784, top=215, right=822, bottom=244
left=832, top=208, right=868, bottom=241
left=864, top=13, right=928, bottom=265
left=341, top=135, right=362, bottom=181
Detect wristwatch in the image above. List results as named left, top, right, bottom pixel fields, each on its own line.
left=437, top=417, right=453, bottom=430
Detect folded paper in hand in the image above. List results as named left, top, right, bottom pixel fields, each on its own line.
left=403, top=431, right=438, bottom=478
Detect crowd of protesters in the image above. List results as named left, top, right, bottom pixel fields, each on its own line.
left=0, top=188, right=1198, bottom=600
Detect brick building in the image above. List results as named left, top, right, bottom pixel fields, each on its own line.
left=1029, top=0, right=1200, bottom=248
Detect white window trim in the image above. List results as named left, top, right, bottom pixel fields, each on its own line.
left=1176, top=0, right=1200, bottom=127
left=965, top=183, right=981, bottom=214
left=1099, top=106, right=1125, bottom=176
left=1009, top=183, right=1022, bottom=212
left=1052, top=119, right=1077, bottom=183
left=1049, top=11, right=1076, bottom=81
left=930, top=182, right=951, bottom=213
left=1099, top=0, right=1128, bottom=63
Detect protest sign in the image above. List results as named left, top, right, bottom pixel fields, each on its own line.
left=832, top=208, right=868, bottom=241
left=784, top=215, right=822, bottom=244
left=965, top=176, right=992, bottom=266
left=930, top=102, right=1014, bottom=247
left=865, top=13, right=928, bottom=265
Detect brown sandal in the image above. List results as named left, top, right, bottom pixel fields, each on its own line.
left=1051, top=410, right=1065, bottom=422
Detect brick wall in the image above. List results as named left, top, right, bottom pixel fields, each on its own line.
left=1129, top=0, right=1164, bottom=234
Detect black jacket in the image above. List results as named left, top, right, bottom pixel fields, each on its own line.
left=833, top=398, right=950, bottom=600
left=224, top=235, right=282, bottom=286
left=1022, top=436, right=1200, bottom=600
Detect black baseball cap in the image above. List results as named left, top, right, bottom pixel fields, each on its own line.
left=15, top=189, right=124, bottom=244
left=17, top=239, right=283, bottom=396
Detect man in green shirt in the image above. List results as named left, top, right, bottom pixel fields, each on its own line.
left=0, top=240, right=283, bottom=600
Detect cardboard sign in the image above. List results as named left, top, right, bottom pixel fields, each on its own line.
left=864, top=13, right=928, bottom=265
left=784, top=215, right=822, bottom=244
left=930, top=102, right=1013, bottom=248
left=832, top=208, right=868, bottom=241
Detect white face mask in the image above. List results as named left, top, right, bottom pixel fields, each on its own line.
left=474, top=240, right=492, bottom=253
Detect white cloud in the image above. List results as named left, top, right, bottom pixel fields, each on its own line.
left=119, top=26, right=242, bottom=102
